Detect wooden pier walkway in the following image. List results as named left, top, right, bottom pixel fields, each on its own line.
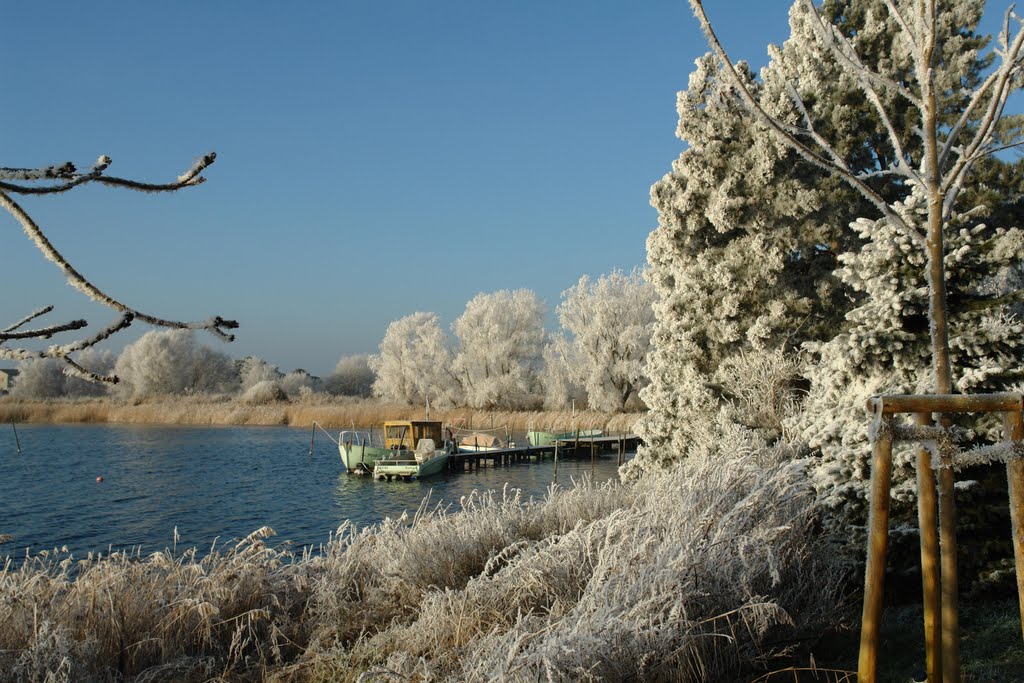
left=447, top=434, right=640, bottom=473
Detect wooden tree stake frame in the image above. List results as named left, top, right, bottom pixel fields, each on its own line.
left=859, top=392, right=1024, bottom=683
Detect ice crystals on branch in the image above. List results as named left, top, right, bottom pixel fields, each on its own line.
left=0, top=153, right=236, bottom=383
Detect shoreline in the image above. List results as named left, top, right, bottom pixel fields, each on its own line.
left=0, top=396, right=642, bottom=433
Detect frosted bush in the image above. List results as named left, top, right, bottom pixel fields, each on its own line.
left=241, top=379, right=288, bottom=404
left=237, top=355, right=282, bottom=392
left=279, top=369, right=321, bottom=398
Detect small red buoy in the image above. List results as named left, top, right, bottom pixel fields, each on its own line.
left=96, top=476, right=104, bottom=483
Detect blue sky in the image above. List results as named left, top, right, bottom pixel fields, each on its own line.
left=0, top=2, right=1014, bottom=376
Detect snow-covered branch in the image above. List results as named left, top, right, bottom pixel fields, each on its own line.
left=0, top=153, right=235, bottom=382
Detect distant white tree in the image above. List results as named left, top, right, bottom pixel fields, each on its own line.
left=237, top=356, right=282, bottom=393
left=279, top=369, right=322, bottom=398
left=540, top=335, right=585, bottom=410
left=369, top=312, right=458, bottom=406
left=325, top=354, right=375, bottom=397
left=557, top=269, right=656, bottom=412
left=10, top=358, right=64, bottom=399
left=0, top=154, right=236, bottom=382
left=113, top=329, right=238, bottom=398
left=12, top=349, right=115, bottom=399
left=452, top=290, right=545, bottom=409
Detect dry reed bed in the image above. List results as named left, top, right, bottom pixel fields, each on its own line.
left=0, top=397, right=640, bottom=433
left=1, top=447, right=842, bottom=682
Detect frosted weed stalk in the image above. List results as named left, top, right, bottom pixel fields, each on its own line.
left=0, top=527, right=310, bottom=682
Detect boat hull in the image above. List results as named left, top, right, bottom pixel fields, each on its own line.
left=373, top=452, right=449, bottom=480
left=340, top=443, right=400, bottom=473
left=526, top=429, right=602, bottom=447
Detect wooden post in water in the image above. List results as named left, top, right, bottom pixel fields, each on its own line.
left=591, top=438, right=595, bottom=477
left=11, top=419, right=21, bottom=454
left=858, top=414, right=894, bottom=683
left=553, top=441, right=559, bottom=483
left=1002, top=410, right=1024, bottom=643
left=915, top=412, right=942, bottom=683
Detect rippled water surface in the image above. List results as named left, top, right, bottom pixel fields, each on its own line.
left=0, top=425, right=627, bottom=559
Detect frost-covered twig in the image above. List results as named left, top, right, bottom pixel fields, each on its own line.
left=0, top=153, right=236, bottom=382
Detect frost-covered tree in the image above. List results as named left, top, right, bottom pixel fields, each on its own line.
left=280, top=369, right=322, bottom=398
left=370, top=312, right=459, bottom=406
left=633, top=0, right=1024, bottom=476
left=540, top=335, right=585, bottom=410
left=557, top=269, right=656, bottom=412
left=452, top=290, right=545, bottom=409
left=324, top=354, right=375, bottom=397
left=12, top=349, right=116, bottom=399
left=0, top=154, right=236, bottom=382
left=236, top=356, right=282, bottom=393
left=113, top=329, right=238, bottom=398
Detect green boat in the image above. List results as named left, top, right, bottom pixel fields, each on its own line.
left=526, top=429, right=602, bottom=447
left=340, top=420, right=445, bottom=474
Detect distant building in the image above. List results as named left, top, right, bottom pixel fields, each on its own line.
left=0, top=368, right=18, bottom=395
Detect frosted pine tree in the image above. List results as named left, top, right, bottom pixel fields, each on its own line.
left=632, top=0, right=1016, bottom=481
left=792, top=185, right=1024, bottom=525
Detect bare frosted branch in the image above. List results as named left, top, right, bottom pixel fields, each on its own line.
left=1, top=152, right=235, bottom=382
left=0, top=319, right=88, bottom=341
left=2, top=306, right=55, bottom=334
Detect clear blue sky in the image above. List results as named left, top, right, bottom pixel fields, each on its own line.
left=0, top=2, right=1013, bottom=375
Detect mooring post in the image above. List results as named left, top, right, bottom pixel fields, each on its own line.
left=553, top=441, right=559, bottom=482
left=11, top=419, right=21, bottom=454
left=915, top=411, right=942, bottom=683
left=859, top=414, right=894, bottom=683
left=1002, top=409, right=1024, bottom=643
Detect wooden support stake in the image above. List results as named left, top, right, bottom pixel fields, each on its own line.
left=915, top=412, right=942, bottom=683
left=936, top=414, right=960, bottom=683
left=1002, top=410, right=1024, bottom=644
left=859, top=415, right=894, bottom=683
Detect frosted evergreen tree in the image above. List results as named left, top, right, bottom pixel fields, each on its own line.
left=792, top=188, right=1024, bottom=523
left=557, top=269, right=656, bottom=412
left=369, top=312, right=459, bottom=406
left=632, top=0, right=1022, bottom=479
left=452, top=290, right=544, bottom=409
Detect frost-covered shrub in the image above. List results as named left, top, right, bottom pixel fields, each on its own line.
left=279, top=369, right=321, bottom=398
left=324, top=354, right=375, bottom=397
left=113, top=329, right=239, bottom=398
left=241, top=379, right=288, bottom=404
left=452, top=289, right=545, bottom=409
left=236, top=356, right=281, bottom=393
left=306, top=445, right=840, bottom=681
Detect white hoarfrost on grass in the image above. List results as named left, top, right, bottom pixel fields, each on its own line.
left=1, top=447, right=842, bottom=682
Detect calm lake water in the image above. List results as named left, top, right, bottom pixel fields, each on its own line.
left=0, top=424, right=627, bottom=560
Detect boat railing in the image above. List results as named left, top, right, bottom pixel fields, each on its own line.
left=339, top=430, right=374, bottom=449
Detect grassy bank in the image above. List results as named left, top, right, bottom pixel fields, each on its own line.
left=0, top=447, right=840, bottom=682
left=0, top=396, right=641, bottom=433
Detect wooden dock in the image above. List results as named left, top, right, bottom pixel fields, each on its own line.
left=447, top=434, right=640, bottom=473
